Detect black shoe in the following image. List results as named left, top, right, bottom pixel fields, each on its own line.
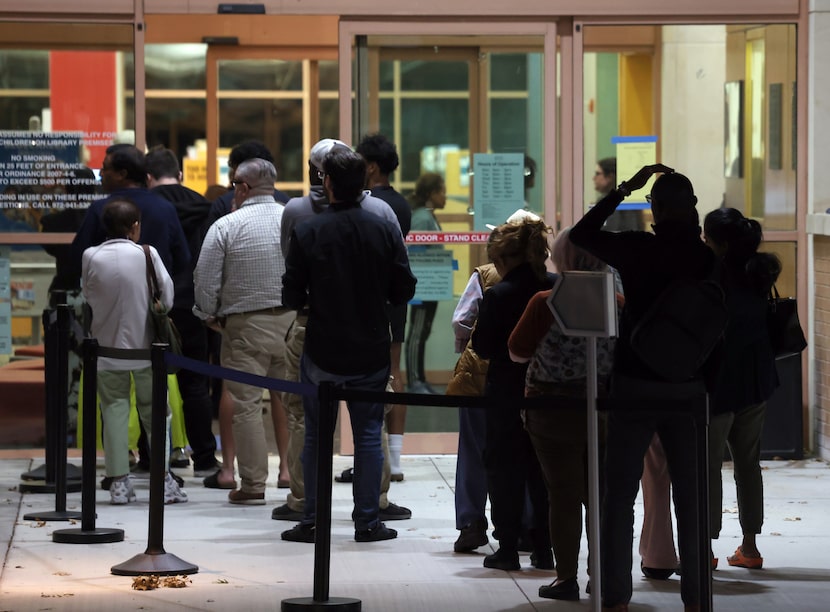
left=454, top=521, right=488, bottom=553
left=355, top=523, right=397, bottom=542
left=641, top=562, right=675, bottom=580
left=170, top=448, right=190, bottom=468
left=281, top=523, right=315, bottom=543
left=483, top=548, right=520, bottom=571
left=271, top=504, right=303, bottom=522
left=379, top=502, right=412, bottom=521
left=334, top=467, right=354, bottom=483
left=100, top=476, right=114, bottom=491
left=539, top=577, right=580, bottom=600
left=193, top=458, right=222, bottom=477
left=530, top=548, right=554, bottom=570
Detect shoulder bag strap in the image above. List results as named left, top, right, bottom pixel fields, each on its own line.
left=142, top=244, right=161, bottom=301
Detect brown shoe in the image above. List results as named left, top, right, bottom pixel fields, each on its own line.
left=228, top=489, right=266, bottom=505
left=601, top=605, right=629, bottom=612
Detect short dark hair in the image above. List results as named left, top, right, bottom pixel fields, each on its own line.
left=356, top=133, right=399, bottom=175
left=228, top=140, right=275, bottom=168
left=597, top=157, right=616, bottom=177
left=145, top=146, right=180, bottom=180
left=105, top=144, right=147, bottom=185
left=323, top=147, right=366, bottom=203
left=650, top=172, right=699, bottom=225
left=102, top=198, right=140, bottom=238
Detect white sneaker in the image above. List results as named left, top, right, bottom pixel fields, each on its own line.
left=109, top=475, right=136, bottom=505
left=164, top=472, right=188, bottom=504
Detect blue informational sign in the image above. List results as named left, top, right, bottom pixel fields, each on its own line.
left=472, top=153, right=525, bottom=230
left=408, top=248, right=455, bottom=302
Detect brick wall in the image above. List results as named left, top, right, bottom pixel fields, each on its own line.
left=814, top=238, right=830, bottom=459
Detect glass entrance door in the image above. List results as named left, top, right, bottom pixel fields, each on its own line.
left=340, top=22, right=558, bottom=451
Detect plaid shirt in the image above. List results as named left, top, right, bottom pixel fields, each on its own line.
left=193, top=195, right=285, bottom=318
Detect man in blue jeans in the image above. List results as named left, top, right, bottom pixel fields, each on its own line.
left=280, top=146, right=416, bottom=543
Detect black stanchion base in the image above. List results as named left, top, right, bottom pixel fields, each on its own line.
left=282, top=597, right=362, bottom=611
left=52, top=527, right=124, bottom=544
left=19, top=479, right=82, bottom=494
left=21, top=463, right=83, bottom=481
left=22, top=510, right=82, bottom=522
left=111, top=553, right=199, bottom=576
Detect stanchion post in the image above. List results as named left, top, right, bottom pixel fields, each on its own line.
left=52, top=304, right=70, bottom=512
left=43, top=307, right=57, bottom=484
left=696, top=395, right=713, bottom=612
left=53, top=338, right=124, bottom=543
left=586, top=338, right=601, bottom=612
left=281, top=380, right=361, bottom=612
left=312, top=380, right=335, bottom=602
left=23, top=306, right=82, bottom=521
left=111, top=343, right=198, bottom=575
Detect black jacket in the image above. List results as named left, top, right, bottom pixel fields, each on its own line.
left=152, top=183, right=211, bottom=308
left=282, top=201, right=416, bottom=375
left=472, top=262, right=556, bottom=396
left=570, top=189, right=719, bottom=384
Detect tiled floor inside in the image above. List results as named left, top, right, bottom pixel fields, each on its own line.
left=1, top=452, right=830, bottom=611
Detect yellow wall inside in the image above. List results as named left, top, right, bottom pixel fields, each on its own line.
left=618, top=53, right=653, bottom=136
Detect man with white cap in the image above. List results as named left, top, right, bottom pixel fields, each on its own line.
left=271, top=137, right=412, bottom=524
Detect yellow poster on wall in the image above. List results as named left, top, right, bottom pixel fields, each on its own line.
left=613, top=136, right=658, bottom=204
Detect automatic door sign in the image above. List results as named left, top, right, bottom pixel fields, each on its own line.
left=547, top=271, right=618, bottom=338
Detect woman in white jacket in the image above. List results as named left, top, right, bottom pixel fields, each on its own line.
left=82, top=198, right=186, bottom=505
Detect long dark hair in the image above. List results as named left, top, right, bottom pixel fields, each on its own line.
left=704, top=207, right=781, bottom=295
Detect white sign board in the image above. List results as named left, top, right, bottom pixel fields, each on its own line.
left=547, top=271, right=617, bottom=337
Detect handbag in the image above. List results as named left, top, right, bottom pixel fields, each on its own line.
left=143, top=245, right=182, bottom=373
left=767, top=285, right=807, bottom=358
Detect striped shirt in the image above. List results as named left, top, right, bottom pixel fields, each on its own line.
left=193, top=195, right=285, bottom=318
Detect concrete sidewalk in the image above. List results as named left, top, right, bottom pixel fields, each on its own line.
left=1, top=452, right=829, bottom=611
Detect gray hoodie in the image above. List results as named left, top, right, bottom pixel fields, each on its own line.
left=280, top=184, right=401, bottom=258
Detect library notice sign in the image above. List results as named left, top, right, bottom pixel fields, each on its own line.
left=0, top=131, right=97, bottom=232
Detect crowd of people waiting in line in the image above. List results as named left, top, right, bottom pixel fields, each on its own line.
left=54, top=134, right=781, bottom=611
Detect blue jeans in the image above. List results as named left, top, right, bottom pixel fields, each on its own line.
left=455, top=405, right=488, bottom=530
left=300, top=355, right=388, bottom=531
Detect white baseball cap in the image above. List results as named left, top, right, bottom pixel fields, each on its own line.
left=309, top=138, right=350, bottom=171
left=485, top=208, right=542, bottom=230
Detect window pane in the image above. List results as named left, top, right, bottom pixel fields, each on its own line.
left=489, top=53, right=529, bottom=91
left=400, top=60, right=468, bottom=91
left=490, top=99, right=528, bottom=153
left=0, top=51, right=49, bottom=89
left=400, top=98, right=468, bottom=181
left=144, top=44, right=206, bottom=90
left=218, top=59, right=302, bottom=91
left=145, top=98, right=206, bottom=164
left=219, top=98, right=303, bottom=181
left=319, top=60, right=338, bottom=91
left=319, top=99, right=339, bottom=141
left=0, top=97, right=50, bottom=130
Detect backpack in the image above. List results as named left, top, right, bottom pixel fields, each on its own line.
left=629, top=265, right=728, bottom=383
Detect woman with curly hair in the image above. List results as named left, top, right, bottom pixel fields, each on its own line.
left=471, top=217, right=555, bottom=571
